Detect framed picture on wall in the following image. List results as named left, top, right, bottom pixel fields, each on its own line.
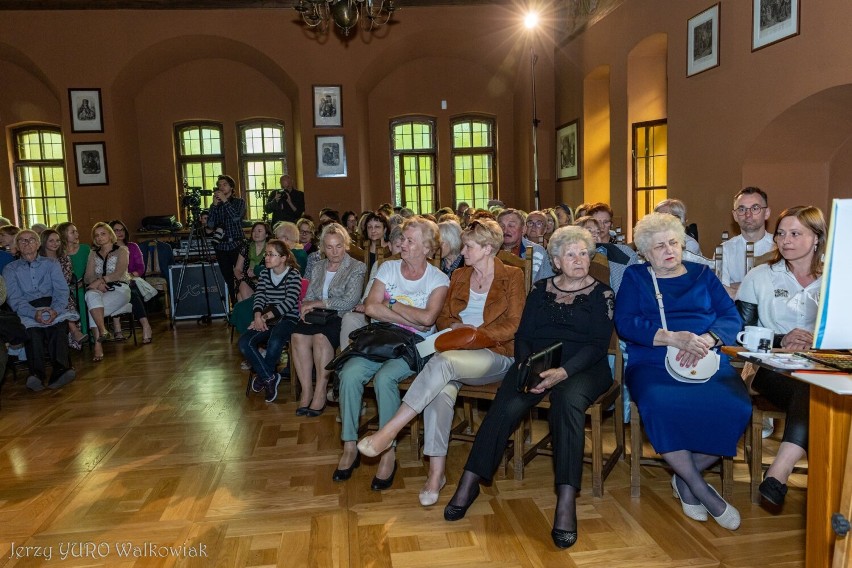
left=752, top=0, right=799, bottom=51
left=313, top=85, right=342, bottom=128
left=687, top=3, right=720, bottom=77
left=73, top=142, right=109, bottom=186
left=316, top=135, right=346, bottom=178
left=556, top=120, right=580, bottom=181
left=68, top=88, right=104, bottom=133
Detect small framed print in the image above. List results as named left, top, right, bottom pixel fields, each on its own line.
left=74, top=142, right=109, bottom=186
left=316, top=135, right=346, bottom=178
left=687, top=3, right=720, bottom=77
left=313, top=85, right=342, bottom=128
left=68, top=88, right=104, bottom=133
left=752, top=0, right=799, bottom=51
left=556, top=120, right=580, bottom=181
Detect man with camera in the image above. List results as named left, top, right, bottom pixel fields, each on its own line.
left=207, top=174, right=246, bottom=303
left=265, top=175, right=305, bottom=225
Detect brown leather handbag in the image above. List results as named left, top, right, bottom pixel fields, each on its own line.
left=434, top=327, right=496, bottom=352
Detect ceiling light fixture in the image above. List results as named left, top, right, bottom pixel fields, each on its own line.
left=295, top=0, right=397, bottom=37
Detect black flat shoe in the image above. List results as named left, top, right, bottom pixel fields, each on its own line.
left=551, top=528, right=578, bottom=549
left=332, top=453, right=360, bottom=482
left=370, top=461, right=398, bottom=491
left=304, top=404, right=326, bottom=417
left=759, top=475, right=788, bottom=506
left=443, top=485, right=480, bottom=521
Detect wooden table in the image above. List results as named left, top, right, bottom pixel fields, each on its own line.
left=723, top=347, right=852, bottom=567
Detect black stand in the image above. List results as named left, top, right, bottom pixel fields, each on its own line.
left=170, top=208, right=228, bottom=328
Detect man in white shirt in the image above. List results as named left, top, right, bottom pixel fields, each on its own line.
left=721, top=186, right=776, bottom=438
left=721, top=187, right=775, bottom=295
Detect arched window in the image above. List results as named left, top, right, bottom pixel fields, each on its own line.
left=174, top=122, right=224, bottom=211
left=390, top=117, right=436, bottom=214
left=451, top=116, right=496, bottom=210
left=12, top=125, right=69, bottom=228
left=238, top=121, right=287, bottom=221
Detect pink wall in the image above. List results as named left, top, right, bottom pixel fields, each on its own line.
left=555, top=0, right=852, bottom=251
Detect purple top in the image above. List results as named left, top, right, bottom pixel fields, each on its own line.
left=126, top=242, right=145, bottom=276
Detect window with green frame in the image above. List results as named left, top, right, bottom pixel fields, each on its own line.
left=12, top=126, right=69, bottom=228
left=452, top=117, right=496, bottom=211
left=632, top=119, right=668, bottom=222
left=175, top=122, right=224, bottom=211
left=390, top=118, right=436, bottom=214
left=239, top=121, right=287, bottom=221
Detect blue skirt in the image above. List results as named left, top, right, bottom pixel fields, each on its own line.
left=626, top=357, right=751, bottom=456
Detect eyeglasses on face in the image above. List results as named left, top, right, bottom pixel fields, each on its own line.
left=18, top=237, right=38, bottom=244
left=734, top=204, right=767, bottom=216
left=264, top=252, right=283, bottom=257
left=526, top=220, right=545, bottom=228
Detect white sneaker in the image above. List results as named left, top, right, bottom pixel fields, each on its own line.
left=761, top=417, right=775, bottom=439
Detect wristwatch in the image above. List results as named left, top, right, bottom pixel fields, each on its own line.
left=707, top=330, right=722, bottom=347
left=388, top=298, right=397, bottom=311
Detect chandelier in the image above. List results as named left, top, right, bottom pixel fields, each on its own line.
left=294, top=0, right=397, bottom=36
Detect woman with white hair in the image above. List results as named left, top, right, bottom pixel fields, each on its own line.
left=438, top=220, right=463, bottom=277
left=655, top=198, right=702, bottom=256
left=614, top=213, right=750, bottom=531
left=444, top=226, right=614, bottom=549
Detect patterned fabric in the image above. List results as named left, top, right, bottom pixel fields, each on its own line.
left=252, top=266, right=302, bottom=322
left=207, top=197, right=246, bottom=252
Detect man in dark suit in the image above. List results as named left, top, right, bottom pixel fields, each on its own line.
left=265, top=175, right=305, bottom=225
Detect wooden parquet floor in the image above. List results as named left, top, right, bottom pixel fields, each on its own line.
left=0, top=317, right=807, bottom=567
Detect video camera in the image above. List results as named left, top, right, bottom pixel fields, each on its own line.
left=180, top=181, right=213, bottom=211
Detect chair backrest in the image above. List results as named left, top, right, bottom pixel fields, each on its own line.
left=714, top=245, right=724, bottom=279
left=589, top=255, right=611, bottom=287
left=745, top=241, right=755, bottom=274
left=496, top=245, right=533, bottom=293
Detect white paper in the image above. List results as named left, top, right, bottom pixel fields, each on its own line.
left=416, top=328, right=453, bottom=358
left=814, top=199, right=852, bottom=349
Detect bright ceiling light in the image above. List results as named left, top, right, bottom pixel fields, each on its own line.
left=524, top=12, right=539, bottom=29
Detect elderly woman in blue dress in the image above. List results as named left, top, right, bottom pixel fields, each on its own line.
left=614, top=212, right=751, bottom=531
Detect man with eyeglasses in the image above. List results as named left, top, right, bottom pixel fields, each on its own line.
left=720, top=187, right=775, bottom=295
left=3, top=230, right=78, bottom=391
left=497, top=209, right=554, bottom=283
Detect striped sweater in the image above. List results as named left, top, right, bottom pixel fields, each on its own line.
left=252, top=266, right=302, bottom=322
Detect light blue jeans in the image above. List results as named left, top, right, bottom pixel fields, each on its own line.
left=338, top=356, right=413, bottom=441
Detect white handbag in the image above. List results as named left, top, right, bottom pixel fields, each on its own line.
left=649, top=268, right=719, bottom=384
left=133, top=276, right=159, bottom=302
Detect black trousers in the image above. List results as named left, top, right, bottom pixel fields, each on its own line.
left=128, top=281, right=148, bottom=320
left=24, top=322, right=71, bottom=380
left=463, top=358, right=612, bottom=489
left=214, top=248, right=240, bottom=303
left=753, top=368, right=809, bottom=451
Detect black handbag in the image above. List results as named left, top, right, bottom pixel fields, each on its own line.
left=304, top=307, right=339, bottom=325
left=516, top=342, right=563, bottom=393
left=326, top=322, right=426, bottom=373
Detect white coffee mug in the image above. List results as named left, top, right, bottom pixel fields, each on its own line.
left=736, top=325, right=775, bottom=351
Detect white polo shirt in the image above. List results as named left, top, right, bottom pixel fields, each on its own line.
left=736, top=260, right=821, bottom=334
left=720, top=231, right=776, bottom=286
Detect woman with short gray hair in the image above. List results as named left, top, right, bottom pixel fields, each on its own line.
left=438, top=220, right=463, bottom=276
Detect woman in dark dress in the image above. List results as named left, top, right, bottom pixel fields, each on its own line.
left=444, top=226, right=615, bottom=550
left=614, top=212, right=750, bottom=531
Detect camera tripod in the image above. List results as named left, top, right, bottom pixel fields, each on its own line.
left=170, top=206, right=229, bottom=327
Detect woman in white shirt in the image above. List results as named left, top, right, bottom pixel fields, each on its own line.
left=332, top=217, right=449, bottom=491
left=736, top=205, right=826, bottom=508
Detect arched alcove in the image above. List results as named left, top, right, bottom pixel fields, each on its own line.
left=743, top=84, right=852, bottom=212
left=626, top=33, right=667, bottom=233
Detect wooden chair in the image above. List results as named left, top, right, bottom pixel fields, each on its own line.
left=744, top=394, right=808, bottom=503
left=629, top=400, right=735, bottom=500
left=496, top=245, right=533, bottom=294
left=511, top=335, right=626, bottom=497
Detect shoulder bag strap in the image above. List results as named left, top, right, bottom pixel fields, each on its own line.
left=648, top=266, right=668, bottom=331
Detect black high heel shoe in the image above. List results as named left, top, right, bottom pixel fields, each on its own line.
left=370, top=461, right=398, bottom=491
left=332, top=453, right=360, bottom=482
left=551, top=528, right=578, bottom=549
left=443, top=485, right=480, bottom=521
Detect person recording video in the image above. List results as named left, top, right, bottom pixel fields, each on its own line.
left=265, top=175, right=305, bottom=225
left=207, top=174, right=246, bottom=303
